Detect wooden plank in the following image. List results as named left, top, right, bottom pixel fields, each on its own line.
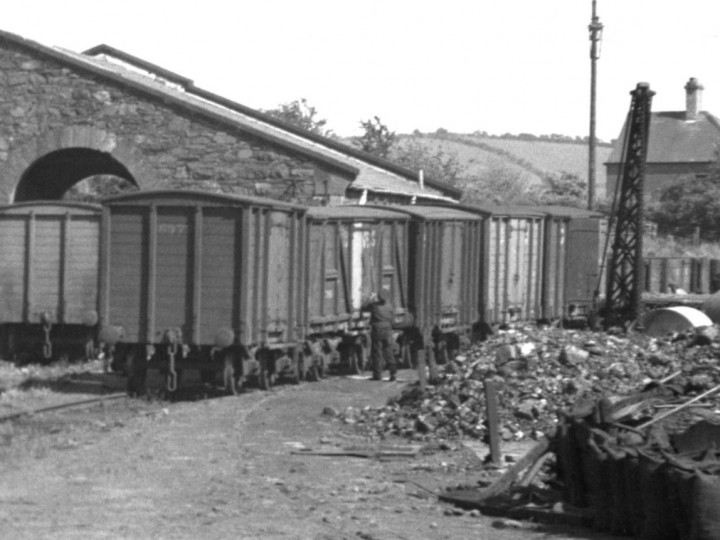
left=472, top=436, right=553, bottom=501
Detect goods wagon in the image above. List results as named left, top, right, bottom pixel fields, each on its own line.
left=482, top=206, right=546, bottom=324
left=565, top=212, right=608, bottom=319
left=0, top=202, right=100, bottom=361
left=305, top=206, right=410, bottom=376
left=99, top=190, right=306, bottom=394
left=530, top=206, right=607, bottom=321
left=385, top=205, right=486, bottom=363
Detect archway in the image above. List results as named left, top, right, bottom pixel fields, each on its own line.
left=13, top=148, right=139, bottom=202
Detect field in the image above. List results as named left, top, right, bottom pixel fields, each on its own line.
left=394, top=134, right=614, bottom=199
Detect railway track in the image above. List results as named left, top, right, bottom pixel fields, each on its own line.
left=0, top=392, right=128, bottom=424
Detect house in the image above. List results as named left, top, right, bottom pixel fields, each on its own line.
left=0, top=30, right=461, bottom=205
left=605, top=78, right=720, bottom=201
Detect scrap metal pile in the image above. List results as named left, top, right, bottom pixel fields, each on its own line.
left=550, top=395, right=720, bottom=539
left=441, top=383, right=720, bottom=540
left=345, top=325, right=720, bottom=442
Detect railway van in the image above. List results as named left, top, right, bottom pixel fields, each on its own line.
left=304, top=205, right=411, bottom=375
left=385, top=204, right=487, bottom=363
left=98, top=190, right=306, bottom=394
left=0, top=202, right=101, bottom=361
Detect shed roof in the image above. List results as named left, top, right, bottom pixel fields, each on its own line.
left=378, top=204, right=485, bottom=221
left=607, top=111, right=720, bottom=164
left=307, top=205, right=410, bottom=221
left=0, top=30, right=460, bottom=202
left=525, top=205, right=604, bottom=219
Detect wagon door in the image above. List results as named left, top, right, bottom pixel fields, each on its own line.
left=106, top=207, right=147, bottom=342
left=0, top=213, right=26, bottom=323
left=439, top=221, right=463, bottom=329
left=28, top=215, right=63, bottom=323
left=483, top=217, right=501, bottom=323
left=527, top=217, right=543, bottom=319
left=153, top=207, right=195, bottom=343
left=506, top=218, right=528, bottom=316
left=566, top=217, right=607, bottom=307
left=541, top=217, right=567, bottom=320
left=198, top=208, right=240, bottom=344
left=378, top=221, right=406, bottom=310
left=64, top=214, right=100, bottom=324
left=352, top=223, right=378, bottom=310
left=263, top=210, right=300, bottom=345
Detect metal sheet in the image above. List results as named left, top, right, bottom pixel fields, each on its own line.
left=642, top=306, right=712, bottom=336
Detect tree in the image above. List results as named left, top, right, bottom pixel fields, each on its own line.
left=457, top=162, right=537, bottom=206
left=537, top=172, right=587, bottom=208
left=357, top=116, right=396, bottom=158
left=63, top=175, right=136, bottom=202
left=648, top=170, right=720, bottom=242
left=263, top=98, right=332, bottom=136
left=391, top=139, right=463, bottom=185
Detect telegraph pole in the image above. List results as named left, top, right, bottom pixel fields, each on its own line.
left=588, top=0, right=603, bottom=210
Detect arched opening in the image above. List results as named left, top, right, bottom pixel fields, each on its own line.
left=13, top=148, right=139, bottom=202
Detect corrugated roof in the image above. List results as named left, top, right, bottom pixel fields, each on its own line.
left=0, top=30, right=460, bottom=202
left=607, top=111, right=720, bottom=164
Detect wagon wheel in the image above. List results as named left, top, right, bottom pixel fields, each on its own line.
left=287, top=349, right=301, bottom=385
left=258, top=353, right=272, bottom=390
left=400, top=342, right=412, bottom=369
left=318, top=354, right=329, bottom=378
left=306, top=360, right=320, bottom=382
left=297, top=353, right=308, bottom=382
left=348, top=345, right=363, bottom=375
left=125, top=348, right=146, bottom=397
left=435, top=341, right=449, bottom=365
left=222, top=349, right=239, bottom=396
left=258, top=367, right=270, bottom=390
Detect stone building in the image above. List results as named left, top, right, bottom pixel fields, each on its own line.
left=0, top=31, right=460, bottom=204
left=605, top=78, right=720, bottom=201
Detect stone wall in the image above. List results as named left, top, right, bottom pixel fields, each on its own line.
left=0, top=40, right=354, bottom=203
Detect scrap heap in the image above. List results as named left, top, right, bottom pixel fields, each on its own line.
left=345, top=325, right=720, bottom=442
left=345, top=324, right=720, bottom=539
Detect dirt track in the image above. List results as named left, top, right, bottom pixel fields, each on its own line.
left=0, top=369, right=621, bottom=539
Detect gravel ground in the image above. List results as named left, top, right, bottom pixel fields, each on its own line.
left=0, top=359, right=626, bottom=540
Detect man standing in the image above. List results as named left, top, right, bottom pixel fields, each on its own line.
left=362, top=290, right=396, bottom=381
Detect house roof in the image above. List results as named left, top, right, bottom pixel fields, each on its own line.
left=607, top=110, right=720, bottom=164
left=0, top=30, right=461, bottom=201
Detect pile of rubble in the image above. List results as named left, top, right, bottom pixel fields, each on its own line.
left=341, top=325, right=720, bottom=442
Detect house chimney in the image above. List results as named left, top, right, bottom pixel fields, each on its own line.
left=685, top=77, right=704, bottom=120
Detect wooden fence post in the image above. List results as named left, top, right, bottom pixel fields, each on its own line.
left=484, top=379, right=502, bottom=465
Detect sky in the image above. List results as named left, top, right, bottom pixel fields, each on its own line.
left=3, top=1, right=720, bottom=142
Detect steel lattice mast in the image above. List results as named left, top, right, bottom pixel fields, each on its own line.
left=605, top=82, right=654, bottom=328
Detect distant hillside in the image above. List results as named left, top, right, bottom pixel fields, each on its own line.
left=392, top=133, right=613, bottom=199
